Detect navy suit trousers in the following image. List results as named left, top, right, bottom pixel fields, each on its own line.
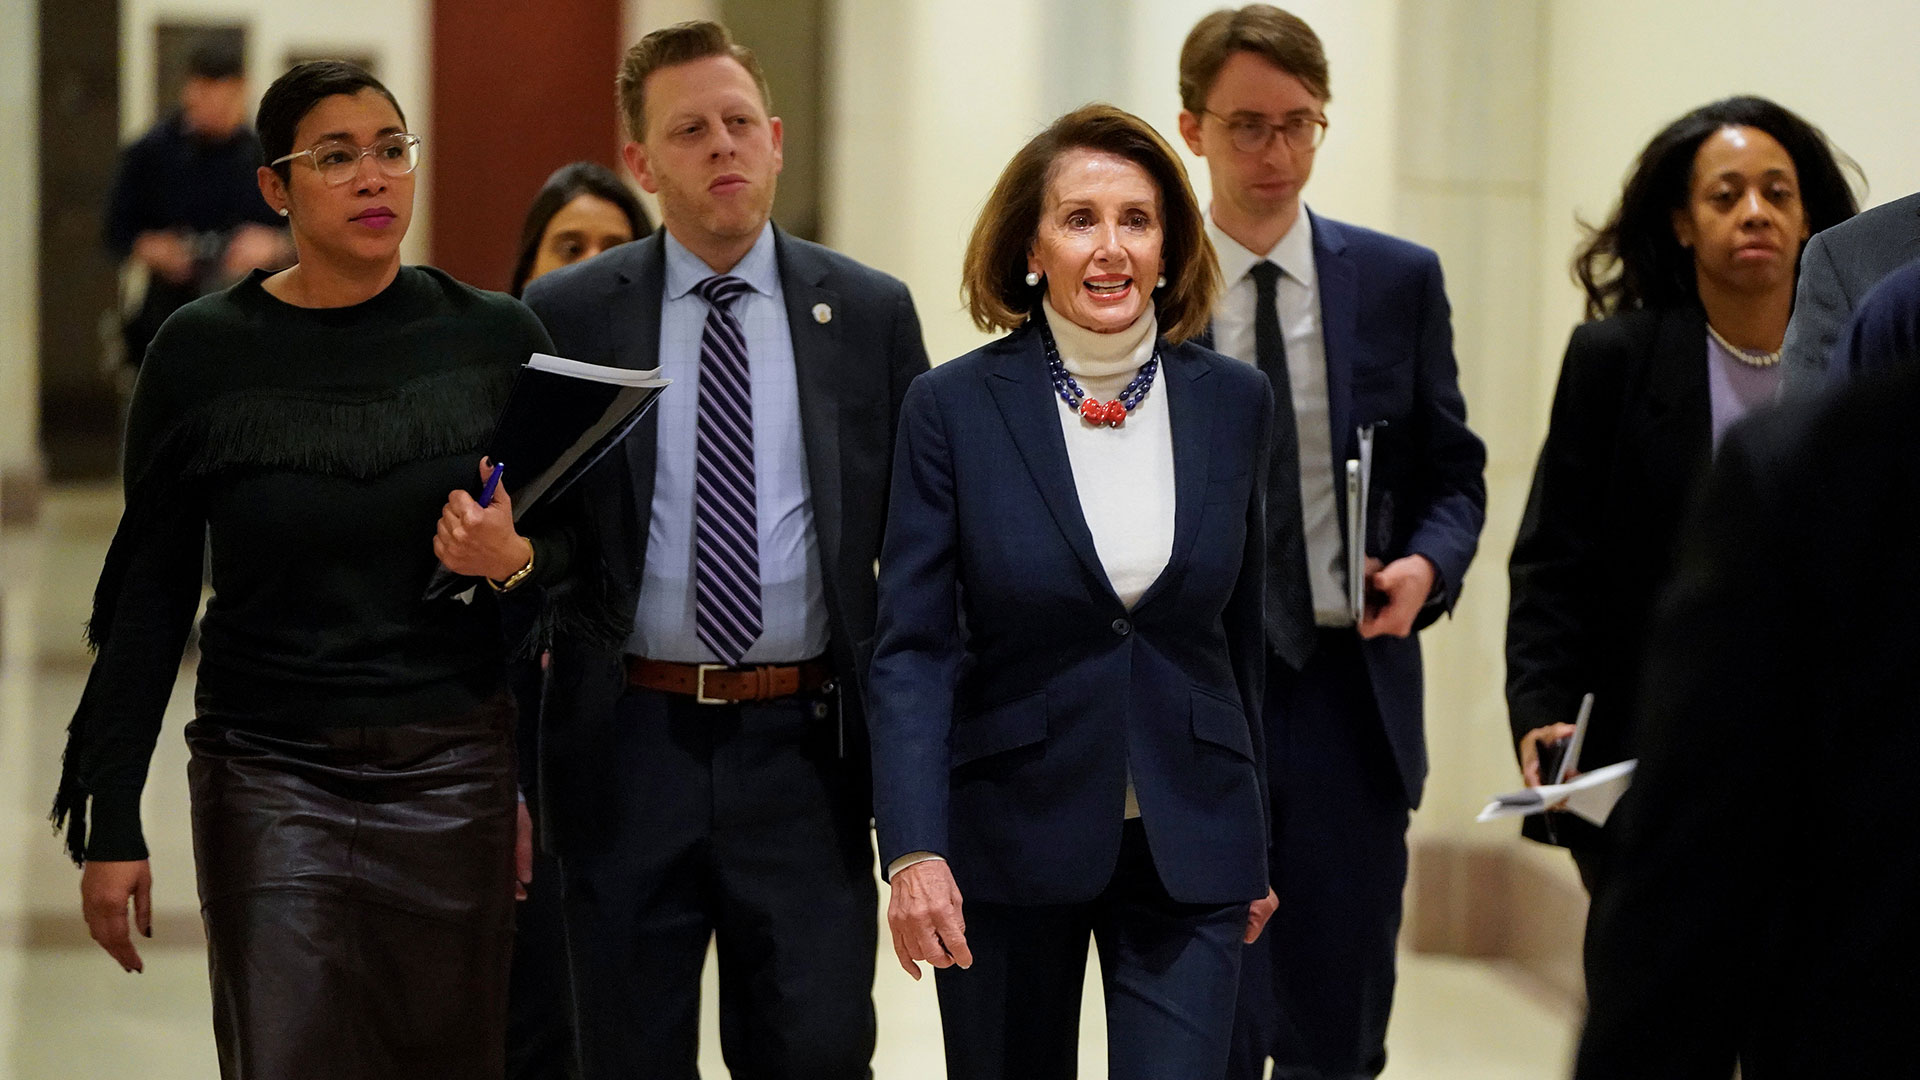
left=557, top=686, right=877, bottom=1080
left=935, top=820, right=1248, bottom=1080
left=1229, top=630, right=1411, bottom=1080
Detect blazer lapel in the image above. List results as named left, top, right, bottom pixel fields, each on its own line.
left=1313, top=212, right=1361, bottom=535
left=614, top=236, right=667, bottom=576
left=1645, top=304, right=1713, bottom=478
left=1132, top=343, right=1210, bottom=612
left=984, top=329, right=1113, bottom=598
left=774, top=228, right=845, bottom=577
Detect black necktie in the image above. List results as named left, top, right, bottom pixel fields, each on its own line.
left=1249, top=260, right=1316, bottom=669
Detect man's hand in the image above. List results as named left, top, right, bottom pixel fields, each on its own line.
left=1244, top=887, right=1278, bottom=944
left=131, top=231, right=194, bottom=284
left=1519, top=722, right=1581, bottom=788
left=434, top=458, right=532, bottom=581
left=887, top=859, right=972, bottom=981
left=1358, top=554, right=1437, bottom=640
left=81, top=859, right=153, bottom=973
left=515, top=800, right=534, bottom=901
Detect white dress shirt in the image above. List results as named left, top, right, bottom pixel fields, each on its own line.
left=1207, top=209, right=1352, bottom=626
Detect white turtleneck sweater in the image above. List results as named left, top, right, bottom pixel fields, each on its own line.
left=1041, top=298, right=1176, bottom=611
left=1043, top=298, right=1173, bottom=824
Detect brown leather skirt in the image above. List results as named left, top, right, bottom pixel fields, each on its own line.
left=186, top=694, right=518, bottom=1080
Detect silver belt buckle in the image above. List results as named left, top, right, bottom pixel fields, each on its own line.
left=694, top=663, right=732, bottom=706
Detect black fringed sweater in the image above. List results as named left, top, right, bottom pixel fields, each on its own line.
left=54, top=266, right=556, bottom=863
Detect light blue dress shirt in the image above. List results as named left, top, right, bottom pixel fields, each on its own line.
left=626, top=226, right=829, bottom=663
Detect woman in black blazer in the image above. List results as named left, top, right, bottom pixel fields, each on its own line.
left=1506, top=96, right=1858, bottom=887
left=869, top=104, right=1276, bottom=1080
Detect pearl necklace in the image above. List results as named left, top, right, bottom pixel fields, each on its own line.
left=1705, top=321, right=1782, bottom=368
left=1038, top=319, right=1159, bottom=428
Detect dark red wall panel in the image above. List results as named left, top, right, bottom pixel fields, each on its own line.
left=431, top=0, right=623, bottom=292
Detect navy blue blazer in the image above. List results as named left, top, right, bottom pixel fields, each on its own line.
left=1245, top=212, right=1488, bottom=808
left=868, top=324, right=1274, bottom=907
left=519, top=227, right=929, bottom=855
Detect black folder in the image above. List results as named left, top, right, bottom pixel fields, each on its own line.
left=424, top=352, right=670, bottom=600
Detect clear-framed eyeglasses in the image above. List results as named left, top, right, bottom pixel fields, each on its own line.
left=1204, top=111, right=1329, bottom=154
left=271, top=133, right=423, bottom=187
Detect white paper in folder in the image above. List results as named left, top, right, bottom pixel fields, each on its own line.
left=1476, top=759, right=1638, bottom=827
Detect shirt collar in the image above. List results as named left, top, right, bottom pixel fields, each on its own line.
left=664, top=222, right=779, bottom=301
left=1207, top=206, right=1317, bottom=290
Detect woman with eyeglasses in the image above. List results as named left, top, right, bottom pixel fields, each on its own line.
left=53, top=60, right=555, bottom=1078
left=1506, top=96, right=1859, bottom=893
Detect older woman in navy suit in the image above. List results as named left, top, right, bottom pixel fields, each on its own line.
left=868, top=104, right=1279, bottom=1080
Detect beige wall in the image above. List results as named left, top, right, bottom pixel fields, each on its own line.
left=826, top=0, right=1406, bottom=367
left=0, top=0, right=39, bottom=488
left=118, top=0, right=434, bottom=264
left=1391, top=0, right=1551, bottom=851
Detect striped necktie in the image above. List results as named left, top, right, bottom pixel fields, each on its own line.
left=692, top=274, right=762, bottom=665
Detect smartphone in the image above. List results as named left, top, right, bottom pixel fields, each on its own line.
left=1535, top=735, right=1571, bottom=786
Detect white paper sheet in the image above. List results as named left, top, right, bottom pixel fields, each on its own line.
left=1476, top=759, right=1638, bottom=828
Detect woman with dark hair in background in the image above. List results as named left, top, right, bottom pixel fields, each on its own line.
left=501, top=161, right=646, bottom=1080
left=1506, top=95, right=1860, bottom=891
left=54, top=60, right=557, bottom=1078
left=509, top=161, right=651, bottom=298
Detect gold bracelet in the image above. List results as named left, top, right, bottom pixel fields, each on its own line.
left=487, top=545, right=535, bottom=593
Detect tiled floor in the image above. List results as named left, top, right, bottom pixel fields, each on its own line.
left=0, top=488, right=1580, bottom=1078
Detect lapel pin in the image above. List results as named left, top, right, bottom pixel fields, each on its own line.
left=812, top=303, right=832, bottom=324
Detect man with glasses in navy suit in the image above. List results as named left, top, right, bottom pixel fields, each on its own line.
left=1175, top=7, right=1487, bottom=1079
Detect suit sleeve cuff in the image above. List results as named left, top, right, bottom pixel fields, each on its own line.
left=886, top=851, right=946, bottom=882
left=82, top=787, right=150, bottom=863
left=1407, top=551, right=1452, bottom=612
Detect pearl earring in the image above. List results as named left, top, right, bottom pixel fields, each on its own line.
left=277, top=207, right=289, bottom=217
left=1024, top=271, right=1041, bottom=287
left=1156, top=274, right=1166, bottom=289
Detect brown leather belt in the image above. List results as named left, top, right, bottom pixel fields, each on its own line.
left=625, top=656, right=834, bottom=705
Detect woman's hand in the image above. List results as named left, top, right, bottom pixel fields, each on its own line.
left=1518, top=722, right=1581, bottom=787
left=1244, top=887, right=1278, bottom=944
left=515, top=799, right=534, bottom=901
left=887, top=859, right=972, bottom=981
left=81, top=859, right=152, bottom=973
left=435, top=458, right=533, bottom=581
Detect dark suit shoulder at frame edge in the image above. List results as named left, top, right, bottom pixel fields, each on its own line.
left=1806, top=189, right=1920, bottom=255
left=520, top=236, right=653, bottom=317
left=1310, top=211, right=1441, bottom=269
left=1170, top=338, right=1266, bottom=398
left=1563, top=304, right=1694, bottom=364
left=776, top=229, right=914, bottom=300
left=1726, top=363, right=1920, bottom=481
left=931, top=328, right=1252, bottom=396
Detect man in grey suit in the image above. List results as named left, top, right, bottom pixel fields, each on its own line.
left=1779, top=189, right=1920, bottom=398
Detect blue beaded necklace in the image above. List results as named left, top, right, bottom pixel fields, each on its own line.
left=1037, top=318, right=1160, bottom=429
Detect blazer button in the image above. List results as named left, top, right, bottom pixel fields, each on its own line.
left=1111, top=618, right=1131, bottom=636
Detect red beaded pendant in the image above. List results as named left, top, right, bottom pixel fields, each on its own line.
left=1079, top=399, right=1106, bottom=424
left=1102, top=400, right=1127, bottom=427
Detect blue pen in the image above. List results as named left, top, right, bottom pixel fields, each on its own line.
left=478, top=461, right=506, bottom=508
